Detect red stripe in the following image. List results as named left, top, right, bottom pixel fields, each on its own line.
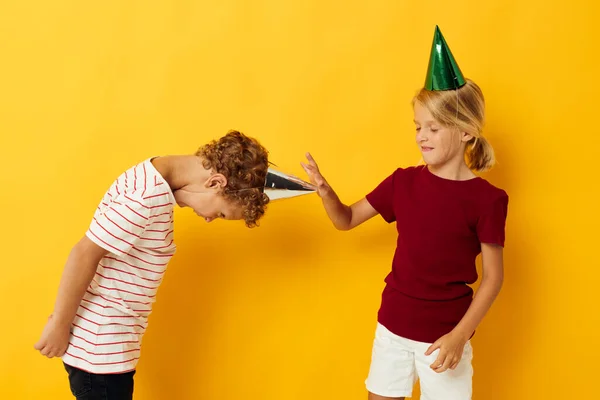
left=149, top=211, right=171, bottom=219
left=125, top=253, right=169, bottom=267
left=99, top=264, right=162, bottom=283
left=82, top=298, right=111, bottom=309
left=85, top=290, right=153, bottom=308
left=115, top=178, right=120, bottom=195
left=72, top=324, right=99, bottom=336
left=124, top=171, right=128, bottom=189
left=145, top=228, right=170, bottom=233
left=96, top=272, right=159, bottom=290
left=88, top=230, right=125, bottom=255
left=124, top=195, right=149, bottom=210
left=149, top=203, right=172, bottom=209
left=104, top=213, right=141, bottom=238
left=80, top=304, right=148, bottom=320
left=134, top=167, right=137, bottom=192
left=93, top=282, right=155, bottom=299
left=73, top=323, right=138, bottom=336
left=77, top=313, right=147, bottom=329
left=102, top=256, right=165, bottom=275
left=154, top=176, right=158, bottom=186
left=150, top=219, right=173, bottom=225
left=131, top=246, right=174, bottom=258
left=156, top=182, right=164, bottom=186
left=86, top=290, right=121, bottom=306
left=71, top=333, right=139, bottom=346
left=125, top=204, right=148, bottom=220
left=93, top=219, right=134, bottom=247
left=142, top=163, right=147, bottom=197
left=140, top=230, right=174, bottom=241
left=81, top=297, right=152, bottom=314
left=147, top=240, right=174, bottom=250
left=143, top=192, right=170, bottom=200
left=69, top=342, right=140, bottom=356
left=120, top=298, right=153, bottom=304
left=64, top=351, right=140, bottom=366
left=102, top=202, right=109, bottom=207
left=109, top=207, right=145, bottom=229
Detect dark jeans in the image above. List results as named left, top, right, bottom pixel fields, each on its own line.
left=64, top=363, right=135, bottom=400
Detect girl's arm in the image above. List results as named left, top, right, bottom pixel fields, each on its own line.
left=301, top=153, right=378, bottom=230
left=453, top=243, right=504, bottom=340
left=425, top=243, right=504, bottom=372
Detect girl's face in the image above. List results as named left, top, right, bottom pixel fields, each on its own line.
left=413, top=101, right=472, bottom=168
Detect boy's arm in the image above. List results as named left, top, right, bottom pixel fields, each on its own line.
left=301, top=153, right=379, bottom=230
left=34, top=236, right=107, bottom=358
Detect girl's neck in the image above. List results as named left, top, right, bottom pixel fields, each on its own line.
left=427, top=158, right=476, bottom=181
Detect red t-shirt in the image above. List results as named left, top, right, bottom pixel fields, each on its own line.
left=366, top=165, right=508, bottom=343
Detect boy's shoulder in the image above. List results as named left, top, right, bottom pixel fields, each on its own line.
left=102, top=158, right=175, bottom=210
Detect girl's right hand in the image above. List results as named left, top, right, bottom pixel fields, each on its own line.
left=301, top=153, right=331, bottom=197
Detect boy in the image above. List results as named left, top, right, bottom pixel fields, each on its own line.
left=34, top=130, right=270, bottom=399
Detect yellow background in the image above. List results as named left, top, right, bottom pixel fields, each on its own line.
left=1, top=1, right=597, bottom=399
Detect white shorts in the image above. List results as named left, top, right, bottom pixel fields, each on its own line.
left=365, top=323, right=473, bottom=399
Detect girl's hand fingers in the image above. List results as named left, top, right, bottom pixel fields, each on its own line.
left=430, top=350, right=446, bottom=370
left=425, top=339, right=441, bottom=356
left=435, top=354, right=454, bottom=373
left=305, top=153, right=319, bottom=169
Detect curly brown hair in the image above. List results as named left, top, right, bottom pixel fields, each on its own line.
left=196, top=130, right=270, bottom=228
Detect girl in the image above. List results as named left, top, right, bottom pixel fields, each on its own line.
left=301, top=27, right=508, bottom=400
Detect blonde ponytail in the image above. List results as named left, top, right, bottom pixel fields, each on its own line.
left=466, top=136, right=495, bottom=172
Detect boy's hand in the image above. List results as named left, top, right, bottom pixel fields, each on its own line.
left=425, top=330, right=468, bottom=373
left=34, top=314, right=71, bottom=358
left=301, top=153, right=330, bottom=197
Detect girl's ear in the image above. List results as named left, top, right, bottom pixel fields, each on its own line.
left=461, top=131, right=474, bottom=143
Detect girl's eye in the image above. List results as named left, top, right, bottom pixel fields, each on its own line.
left=431, top=128, right=439, bottom=133
left=415, top=127, right=421, bottom=132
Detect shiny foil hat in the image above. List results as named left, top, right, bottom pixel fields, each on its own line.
left=264, top=166, right=316, bottom=200
left=424, top=26, right=466, bottom=91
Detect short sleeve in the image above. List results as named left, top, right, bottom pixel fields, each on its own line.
left=86, top=194, right=151, bottom=257
left=365, top=169, right=398, bottom=223
left=476, top=192, right=509, bottom=247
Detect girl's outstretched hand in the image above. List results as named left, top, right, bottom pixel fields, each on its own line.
left=301, top=153, right=331, bottom=197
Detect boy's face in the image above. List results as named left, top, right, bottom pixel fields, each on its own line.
left=173, top=174, right=244, bottom=223
left=413, top=101, right=472, bottom=167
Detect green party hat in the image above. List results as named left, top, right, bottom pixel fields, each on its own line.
left=424, top=26, right=466, bottom=91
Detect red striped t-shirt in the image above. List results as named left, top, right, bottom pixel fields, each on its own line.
left=62, top=158, right=176, bottom=374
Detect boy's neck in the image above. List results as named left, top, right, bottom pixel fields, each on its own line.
left=151, top=155, right=210, bottom=190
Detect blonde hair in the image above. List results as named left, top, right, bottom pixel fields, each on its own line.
left=413, top=79, right=495, bottom=172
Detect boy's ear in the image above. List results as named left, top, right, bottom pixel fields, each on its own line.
left=205, top=173, right=227, bottom=189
